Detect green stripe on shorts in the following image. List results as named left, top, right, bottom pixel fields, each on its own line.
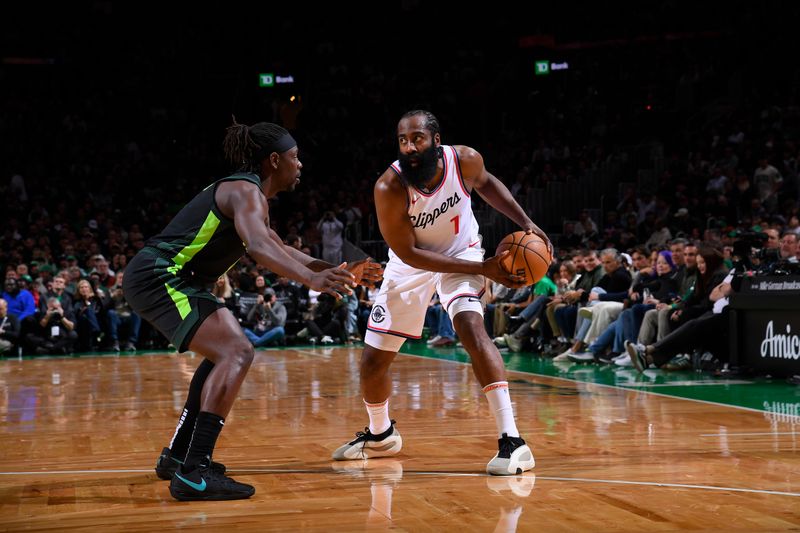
left=166, top=283, right=191, bottom=320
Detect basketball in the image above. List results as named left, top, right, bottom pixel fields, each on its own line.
left=495, top=231, right=551, bottom=285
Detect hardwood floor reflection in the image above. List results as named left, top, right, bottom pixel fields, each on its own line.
left=0, top=347, right=798, bottom=531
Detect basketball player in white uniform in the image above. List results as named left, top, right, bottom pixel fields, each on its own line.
left=333, top=110, right=552, bottom=475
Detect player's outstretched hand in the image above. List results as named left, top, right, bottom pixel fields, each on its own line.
left=346, top=258, right=384, bottom=288
left=310, top=263, right=356, bottom=299
left=483, top=251, right=527, bottom=288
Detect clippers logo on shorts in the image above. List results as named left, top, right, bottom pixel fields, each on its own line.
left=371, top=305, right=387, bottom=323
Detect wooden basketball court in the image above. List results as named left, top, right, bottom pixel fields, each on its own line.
left=1, top=346, right=799, bottom=531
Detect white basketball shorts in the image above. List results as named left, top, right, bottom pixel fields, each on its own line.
left=365, top=247, right=485, bottom=352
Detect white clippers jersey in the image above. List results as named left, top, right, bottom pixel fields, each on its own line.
left=388, top=145, right=481, bottom=260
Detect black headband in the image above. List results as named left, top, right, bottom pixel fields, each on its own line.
left=263, top=132, right=297, bottom=155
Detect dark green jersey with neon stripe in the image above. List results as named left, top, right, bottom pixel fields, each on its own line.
left=144, top=173, right=262, bottom=284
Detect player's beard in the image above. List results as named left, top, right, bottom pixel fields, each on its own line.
left=398, top=145, right=442, bottom=190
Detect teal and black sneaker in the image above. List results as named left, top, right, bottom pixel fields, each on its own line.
left=155, top=447, right=226, bottom=480
left=169, top=457, right=254, bottom=501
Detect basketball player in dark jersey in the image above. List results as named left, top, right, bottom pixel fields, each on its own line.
left=124, top=120, right=381, bottom=501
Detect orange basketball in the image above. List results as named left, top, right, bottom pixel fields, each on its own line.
left=495, top=231, right=552, bottom=285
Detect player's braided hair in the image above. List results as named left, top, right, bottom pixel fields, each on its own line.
left=400, top=109, right=441, bottom=137
left=223, top=117, right=290, bottom=173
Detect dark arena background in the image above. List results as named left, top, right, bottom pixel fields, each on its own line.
left=1, top=2, right=799, bottom=531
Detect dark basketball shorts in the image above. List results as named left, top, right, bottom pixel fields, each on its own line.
left=123, top=248, right=224, bottom=352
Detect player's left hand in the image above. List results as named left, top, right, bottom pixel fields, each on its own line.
left=346, top=258, right=384, bottom=288
left=524, top=224, right=553, bottom=258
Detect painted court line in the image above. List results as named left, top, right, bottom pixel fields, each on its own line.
left=628, top=380, right=752, bottom=387
left=1, top=468, right=797, bottom=497
left=535, top=476, right=800, bottom=498
left=700, top=432, right=798, bottom=437
left=398, top=352, right=800, bottom=420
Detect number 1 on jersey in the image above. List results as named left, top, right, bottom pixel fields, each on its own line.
left=450, top=215, right=460, bottom=235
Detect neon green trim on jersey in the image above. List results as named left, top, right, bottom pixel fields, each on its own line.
left=171, top=211, right=221, bottom=268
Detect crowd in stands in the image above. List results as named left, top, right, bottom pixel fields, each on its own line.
left=485, top=227, right=798, bottom=372
left=2, top=3, right=799, bottom=361
left=0, top=246, right=379, bottom=355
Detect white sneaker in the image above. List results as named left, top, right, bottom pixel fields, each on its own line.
left=624, top=340, right=649, bottom=373
left=504, top=334, right=523, bottom=353
left=426, top=335, right=442, bottom=346
left=552, top=349, right=574, bottom=361
left=567, top=351, right=595, bottom=363
left=614, top=353, right=633, bottom=367
left=332, top=421, right=403, bottom=460
left=320, top=335, right=334, bottom=345
left=487, top=433, right=535, bottom=476
left=493, top=336, right=507, bottom=347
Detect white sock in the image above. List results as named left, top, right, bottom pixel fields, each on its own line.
left=364, top=399, right=391, bottom=434
left=483, top=382, right=520, bottom=438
